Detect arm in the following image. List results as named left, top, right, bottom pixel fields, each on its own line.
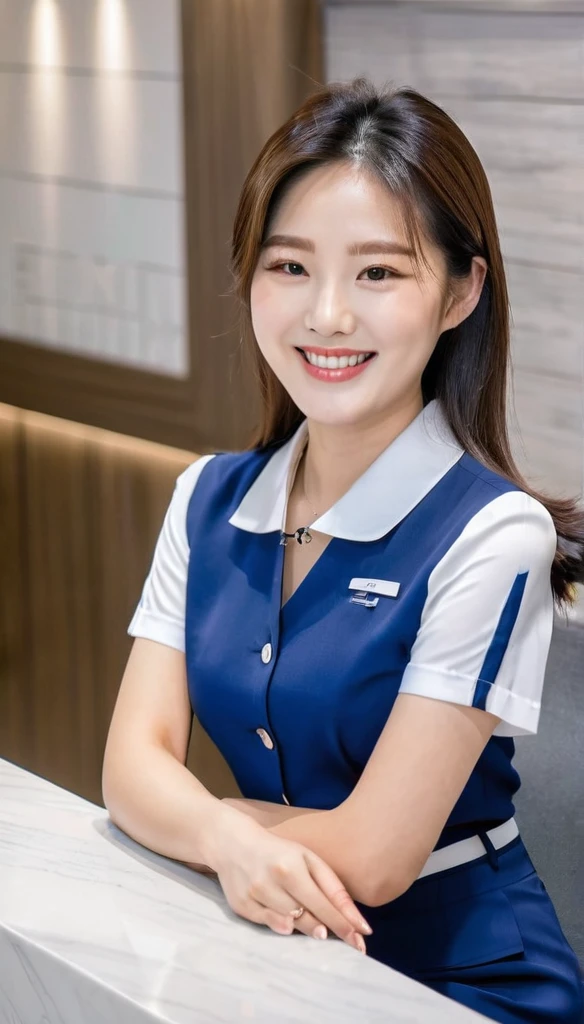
left=112, top=461, right=327, bottom=868
left=267, top=492, right=558, bottom=907
left=103, top=638, right=371, bottom=945
left=267, top=697, right=499, bottom=905
left=222, top=797, right=321, bottom=827
left=104, top=457, right=250, bottom=870
left=108, top=463, right=369, bottom=944
left=102, top=637, right=257, bottom=872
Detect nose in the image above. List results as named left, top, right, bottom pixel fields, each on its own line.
left=303, top=281, right=356, bottom=337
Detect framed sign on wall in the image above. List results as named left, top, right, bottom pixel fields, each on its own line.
left=0, top=0, right=321, bottom=452
left=0, top=0, right=205, bottom=449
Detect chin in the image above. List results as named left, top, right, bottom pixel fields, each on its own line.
left=290, top=393, right=378, bottom=428
left=262, top=353, right=385, bottom=426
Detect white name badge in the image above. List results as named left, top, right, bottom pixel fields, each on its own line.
left=349, top=577, right=400, bottom=598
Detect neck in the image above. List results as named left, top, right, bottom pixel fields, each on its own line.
left=299, top=395, right=425, bottom=514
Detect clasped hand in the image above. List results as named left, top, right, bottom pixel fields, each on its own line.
left=199, top=800, right=371, bottom=953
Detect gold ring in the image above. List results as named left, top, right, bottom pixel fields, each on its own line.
left=290, top=906, right=305, bottom=919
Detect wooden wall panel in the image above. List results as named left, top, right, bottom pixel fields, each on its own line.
left=0, top=406, right=28, bottom=762
left=179, top=0, right=324, bottom=452
left=0, top=404, right=240, bottom=805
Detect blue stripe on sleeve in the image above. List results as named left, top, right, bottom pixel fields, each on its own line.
left=472, top=571, right=529, bottom=710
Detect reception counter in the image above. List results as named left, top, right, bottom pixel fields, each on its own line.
left=0, top=758, right=489, bottom=1023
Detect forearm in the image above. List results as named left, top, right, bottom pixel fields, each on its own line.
left=102, top=740, right=250, bottom=871
left=222, top=797, right=320, bottom=828
left=268, top=810, right=405, bottom=908
left=267, top=809, right=362, bottom=898
left=226, top=799, right=373, bottom=905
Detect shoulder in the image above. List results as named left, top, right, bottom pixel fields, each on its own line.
left=445, top=483, right=557, bottom=576
left=173, top=445, right=272, bottom=506
left=452, top=454, right=555, bottom=550
left=175, top=444, right=283, bottom=546
left=166, top=453, right=217, bottom=522
left=174, top=453, right=217, bottom=493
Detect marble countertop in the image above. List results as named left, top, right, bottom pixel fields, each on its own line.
left=0, top=758, right=490, bottom=1023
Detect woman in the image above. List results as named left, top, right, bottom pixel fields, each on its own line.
left=102, top=78, right=584, bottom=1023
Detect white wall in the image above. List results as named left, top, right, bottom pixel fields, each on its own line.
left=0, top=0, right=188, bottom=377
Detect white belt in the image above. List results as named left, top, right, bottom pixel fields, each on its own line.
left=417, top=818, right=520, bottom=880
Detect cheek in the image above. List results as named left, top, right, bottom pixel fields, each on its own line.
left=249, top=274, right=270, bottom=311
left=250, top=277, right=296, bottom=346
left=249, top=279, right=274, bottom=347
left=371, top=288, right=441, bottom=343
left=249, top=280, right=288, bottom=371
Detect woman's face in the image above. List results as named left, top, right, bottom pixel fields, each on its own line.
left=250, top=161, right=481, bottom=429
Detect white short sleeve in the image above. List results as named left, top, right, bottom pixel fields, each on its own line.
left=398, top=490, right=557, bottom=737
left=128, top=455, right=216, bottom=652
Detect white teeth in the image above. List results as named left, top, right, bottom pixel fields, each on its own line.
left=304, top=351, right=372, bottom=369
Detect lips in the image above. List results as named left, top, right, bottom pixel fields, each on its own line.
left=294, top=346, right=377, bottom=382
left=298, top=347, right=374, bottom=357
left=295, top=347, right=376, bottom=369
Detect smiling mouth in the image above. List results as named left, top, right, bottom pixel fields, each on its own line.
left=295, top=348, right=376, bottom=369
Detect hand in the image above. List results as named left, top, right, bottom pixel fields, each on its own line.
left=212, top=814, right=371, bottom=952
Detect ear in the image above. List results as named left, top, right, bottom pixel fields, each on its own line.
left=441, top=257, right=488, bottom=332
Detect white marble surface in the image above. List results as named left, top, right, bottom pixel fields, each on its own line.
left=0, top=758, right=490, bottom=1023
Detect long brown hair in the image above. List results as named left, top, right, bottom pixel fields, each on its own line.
left=229, top=77, right=584, bottom=610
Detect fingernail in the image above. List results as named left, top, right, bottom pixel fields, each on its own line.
left=275, top=922, right=293, bottom=935
left=350, top=912, right=372, bottom=934
left=313, top=925, right=327, bottom=940
left=354, top=933, right=367, bottom=954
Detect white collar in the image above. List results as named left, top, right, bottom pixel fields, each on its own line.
left=228, top=398, right=465, bottom=542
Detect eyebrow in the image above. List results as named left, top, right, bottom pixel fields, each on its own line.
left=261, top=233, right=415, bottom=257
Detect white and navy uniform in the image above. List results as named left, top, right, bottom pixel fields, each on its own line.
left=129, top=398, right=584, bottom=1024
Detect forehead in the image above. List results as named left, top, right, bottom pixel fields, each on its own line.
left=271, top=162, right=406, bottom=234
left=268, top=161, right=442, bottom=279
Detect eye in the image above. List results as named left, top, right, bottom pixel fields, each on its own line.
left=360, top=266, right=398, bottom=282
left=264, top=261, right=400, bottom=281
left=266, top=261, right=306, bottom=276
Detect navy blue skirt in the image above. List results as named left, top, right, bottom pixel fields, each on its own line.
left=357, top=834, right=584, bottom=1023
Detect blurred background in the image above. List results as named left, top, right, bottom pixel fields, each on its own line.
left=0, top=0, right=582, bottom=811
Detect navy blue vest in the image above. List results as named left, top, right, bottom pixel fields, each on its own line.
left=185, top=444, right=522, bottom=850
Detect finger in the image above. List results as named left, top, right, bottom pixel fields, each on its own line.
left=248, top=884, right=328, bottom=940
left=304, top=852, right=372, bottom=936
left=292, top=878, right=367, bottom=951
left=238, top=887, right=361, bottom=949
left=283, top=862, right=368, bottom=949
left=293, top=913, right=328, bottom=940
left=232, top=896, right=297, bottom=935
left=263, top=906, right=326, bottom=939
left=267, top=868, right=366, bottom=951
